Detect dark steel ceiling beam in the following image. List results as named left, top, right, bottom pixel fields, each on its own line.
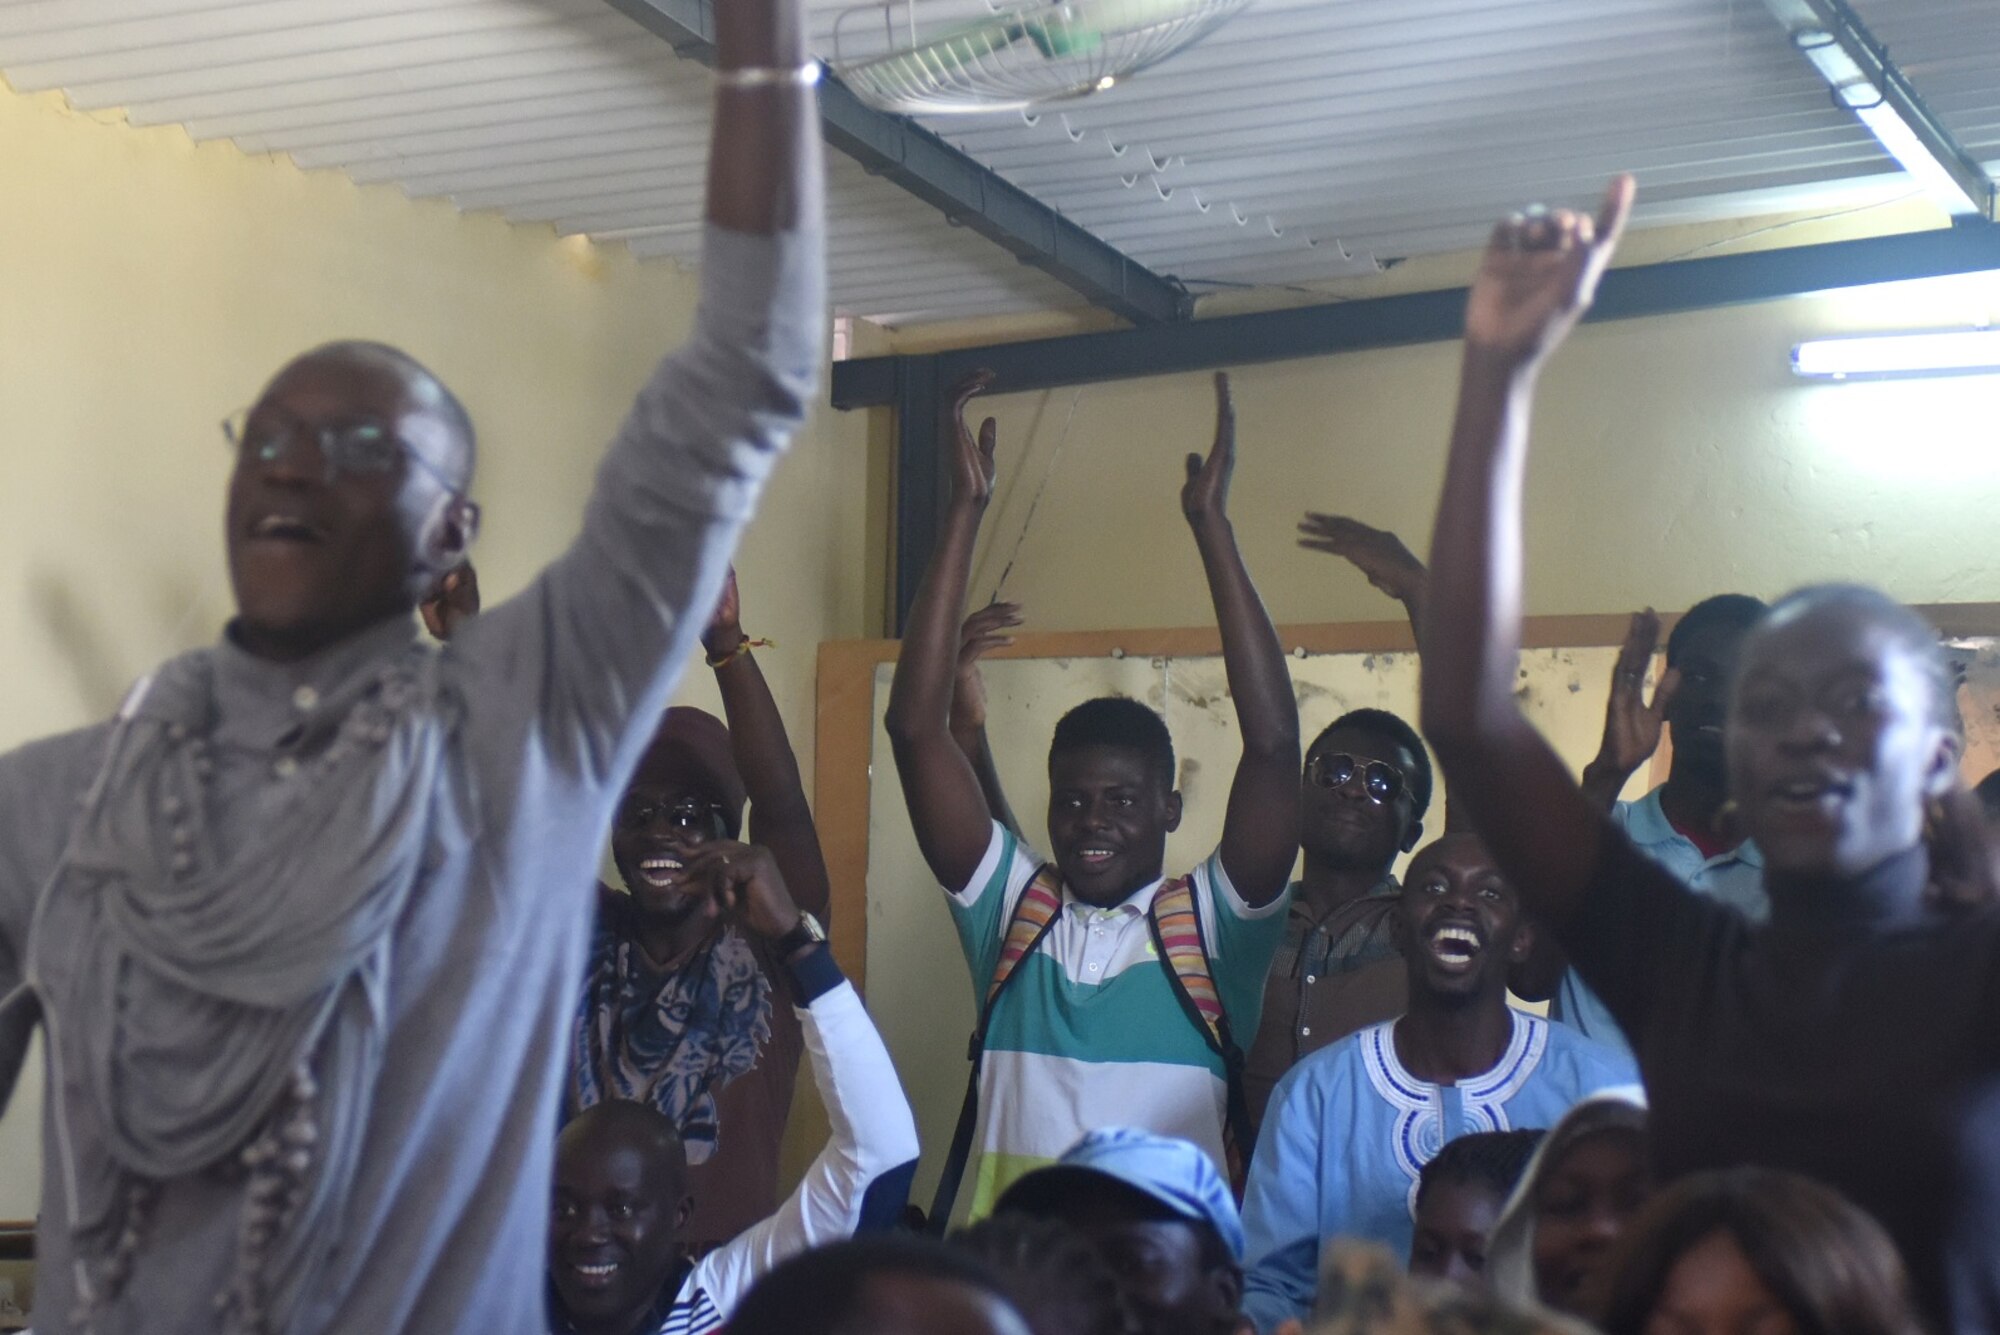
left=604, top=0, right=1194, bottom=324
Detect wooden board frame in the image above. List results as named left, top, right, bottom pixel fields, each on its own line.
left=815, top=605, right=2000, bottom=990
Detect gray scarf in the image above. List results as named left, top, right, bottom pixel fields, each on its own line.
left=29, top=639, right=452, bottom=1333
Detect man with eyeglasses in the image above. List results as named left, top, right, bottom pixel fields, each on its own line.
left=1238, top=833, right=1636, bottom=1331
left=567, top=570, right=834, bottom=1253
left=0, top=0, right=824, bottom=1325
left=1242, top=707, right=1433, bottom=1143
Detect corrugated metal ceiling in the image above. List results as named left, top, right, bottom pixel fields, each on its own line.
left=3, top=0, right=1993, bottom=327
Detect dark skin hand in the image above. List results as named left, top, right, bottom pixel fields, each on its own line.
left=1297, top=512, right=1470, bottom=833
left=674, top=840, right=811, bottom=954
left=1418, top=175, right=1637, bottom=933
left=951, top=600, right=1026, bottom=838
left=1578, top=610, right=1680, bottom=809
left=700, top=567, right=832, bottom=921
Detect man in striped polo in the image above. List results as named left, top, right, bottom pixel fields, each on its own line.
left=885, top=370, right=1301, bottom=1222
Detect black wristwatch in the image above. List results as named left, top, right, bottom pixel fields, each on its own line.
left=775, top=911, right=827, bottom=959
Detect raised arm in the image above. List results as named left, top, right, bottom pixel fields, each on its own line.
left=950, top=600, right=1026, bottom=839
left=1295, top=514, right=1480, bottom=834
left=677, top=843, right=919, bottom=1312
left=1579, top=609, right=1680, bottom=810
left=883, top=371, right=1008, bottom=891
left=1185, top=374, right=1300, bottom=907
left=703, top=569, right=831, bottom=919
left=1418, top=177, right=1634, bottom=931
left=447, top=0, right=825, bottom=796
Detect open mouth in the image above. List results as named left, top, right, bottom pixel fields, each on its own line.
left=1073, top=845, right=1121, bottom=872
left=565, top=1258, right=620, bottom=1290
left=1425, top=921, right=1484, bottom=972
left=249, top=513, right=324, bottom=544
left=1769, top=773, right=1852, bottom=819
left=637, top=856, right=685, bottom=888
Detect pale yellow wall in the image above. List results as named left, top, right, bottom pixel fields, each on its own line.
left=0, top=85, right=876, bottom=1217
left=956, top=269, right=2000, bottom=631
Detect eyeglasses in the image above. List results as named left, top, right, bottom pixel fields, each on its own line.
left=617, top=795, right=730, bottom=837
left=224, top=408, right=463, bottom=494
left=1307, top=752, right=1406, bottom=805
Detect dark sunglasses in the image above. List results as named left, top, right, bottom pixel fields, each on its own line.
left=617, top=796, right=729, bottom=838
left=1308, top=752, right=1405, bottom=805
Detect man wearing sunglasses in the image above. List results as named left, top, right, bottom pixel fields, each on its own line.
left=567, top=571, right=834, bottom=1254
left=0, top=0, right=824, bottom=1326
left=1243, top=709, right=1432, bottom=1141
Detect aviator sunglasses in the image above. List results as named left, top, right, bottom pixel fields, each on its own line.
left=1307, top=752, right=1406, bottom=805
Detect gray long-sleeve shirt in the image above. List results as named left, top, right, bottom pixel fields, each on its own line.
left=0, top=221, right=824, bottom=1334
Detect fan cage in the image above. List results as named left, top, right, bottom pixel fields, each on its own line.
left=832, top=0, right=1248, bottom=115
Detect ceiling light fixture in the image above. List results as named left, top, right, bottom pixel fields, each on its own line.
left=1762, top=0, right=1997, bottom=220
left=1791, top=329, right=2000, bottom=380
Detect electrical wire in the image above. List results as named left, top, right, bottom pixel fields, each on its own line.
left=985, top=384, right=1085, bottom=603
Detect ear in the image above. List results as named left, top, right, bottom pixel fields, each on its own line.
left=1925, top=728, right=1964, bottom=801
left=1208, top=1263, right=1244, bottom=1327
left=1388, top=895, right=1413, bottom=955
left=1507, top=915, right=1537, bottom=966
left=674, top=1191, right=695, bottom=1235
left=1164, top=790, right=1185, bottom=834
left=417, top=494, right=477, bottom=580
left=1400, top=818, right=1425, bottom=855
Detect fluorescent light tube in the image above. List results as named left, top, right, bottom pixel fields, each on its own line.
left=1792, top=329, right=2000, bottom=379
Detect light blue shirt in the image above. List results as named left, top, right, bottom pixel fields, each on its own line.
left=1240, top=1010, right=1638, bottom=1332
left=1551, top=788, right=1767, bottom=1056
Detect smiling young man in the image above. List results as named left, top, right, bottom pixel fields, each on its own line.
left=1238, top=834, right=1635, bottom=1332
left=0, top=1, right=824, bottom=1327
left=885, top=371, right=1300, bottom=1221
left=547, top=845, right=916, bottom=1335
left=568, top=571, right=833, bottom=1252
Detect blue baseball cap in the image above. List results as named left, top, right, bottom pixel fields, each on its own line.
left=994, top=1127, right=1245, bottom=1261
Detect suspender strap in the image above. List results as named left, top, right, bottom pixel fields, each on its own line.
left=1148, top=877, right=1253, bottom=1188
left=926, top=866, right=1063, bottom=1233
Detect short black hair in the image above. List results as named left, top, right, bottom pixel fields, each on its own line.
left=950, top=1214, right=1128, bottom=1335
left=1665, top=593, right=1766, bottom=667
left=1312, top=708, right=1433, bottom=821
left=1049, top=696, right=1176, bottom=786
left=728, top=1235, right=1019, bottom=1335
left=1415, top=1129, right=1544, bottom=1211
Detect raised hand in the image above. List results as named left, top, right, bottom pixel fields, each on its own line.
left=1297, top=513, right=1429, bottom=607
left=950, top=601, right=1023, bottom=739
left=1464, top=174, right=1634, bottom=370
left=1595, top=609, right=1681, bottom=780
left=679, top=840, right=804, bottom=942
left=419, top=562, right=481, bottom=642
left=703, top=566, right=745, bottom=659
left=1926, top=787, right=2000, bottom=915
left=1181, top=372, right=1236, bottom=527
left=948, top=368, right=999, bottom=511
